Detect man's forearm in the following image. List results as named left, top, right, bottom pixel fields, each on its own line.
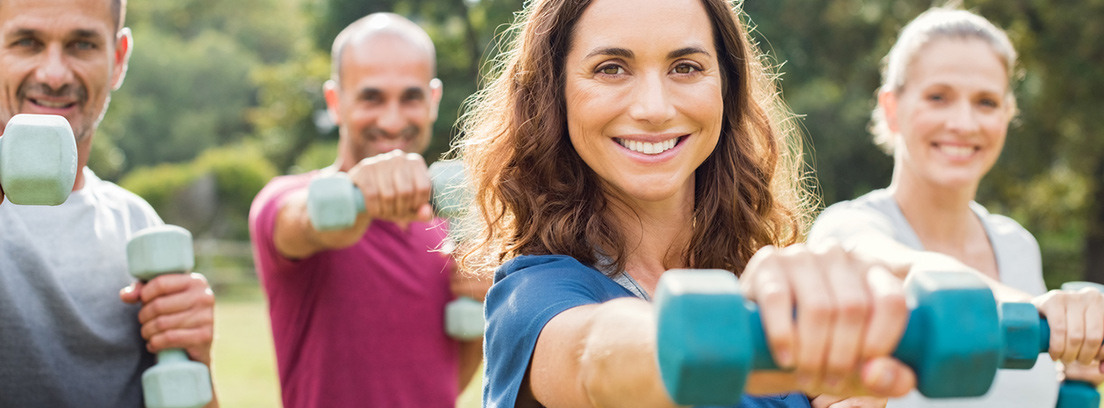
left=458, top=338, right=483, bottom=391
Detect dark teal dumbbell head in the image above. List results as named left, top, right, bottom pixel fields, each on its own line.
left=307, top=173, right=365, bottom=231
left=998, top=302, right=1047, bottom=369
left=893, top=270, right=1002, bottom=398
left=656, top=269, right=1004, bottom=406
left=1057, top=380, right=1101, bottom=408
left=0, top=114, right=78, bottom=205
left=127, top=225, right=213, bottom=408
left=655, top=269, right=757, bottom=405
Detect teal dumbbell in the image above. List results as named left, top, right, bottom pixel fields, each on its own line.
left=655, top=269, right=1005, bottom=405
left=127, top=225, right=213, bottom=408
left=0, top=114, right=77, bottom=205
left=306, top=160, right=485, bottom=339
left=430, top=160, right=485, bottom=341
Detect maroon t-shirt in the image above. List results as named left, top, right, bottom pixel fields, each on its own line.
left=249, top=172, right=459, bottom=408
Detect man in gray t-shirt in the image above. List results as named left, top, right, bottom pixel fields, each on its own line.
left=0, top=0, right=219, bottom=406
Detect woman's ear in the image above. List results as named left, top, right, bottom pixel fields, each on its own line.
left=879, top=88, right=900, bottom=134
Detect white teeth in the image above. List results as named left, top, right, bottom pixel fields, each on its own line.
left=33, top=99, right=72, bottom=108
left=618, top=137, right=678, bottom=155
left=937, top=144, right=975, bottom=158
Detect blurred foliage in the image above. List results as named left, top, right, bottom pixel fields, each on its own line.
left=98, top=0, right=1103, bottom=284
left=120, top=144, right=277, bottom=240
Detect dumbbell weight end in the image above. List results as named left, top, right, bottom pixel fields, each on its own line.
left=306, top=174, right=365, bottom=231
left=0, top=114, right=78, bottom=206
left=141, top=350, right=213, bottom=408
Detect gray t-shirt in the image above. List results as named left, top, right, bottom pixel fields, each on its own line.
left=809, top=189, right=1059, bottom=408
left=0, top=167, right=162, bottom=407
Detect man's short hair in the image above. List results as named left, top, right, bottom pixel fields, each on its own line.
left=329, top=13, right=436, bottom=86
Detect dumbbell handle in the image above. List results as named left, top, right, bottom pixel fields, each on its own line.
left=742, top=304, right=938, bottom=371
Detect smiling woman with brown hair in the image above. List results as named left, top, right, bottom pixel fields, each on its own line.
left=453, top=0, right=924, bottom=407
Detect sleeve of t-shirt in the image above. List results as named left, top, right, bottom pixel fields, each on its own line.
left=248, top=174, right=311, bottom=280
left=808, top=201, right=897, bottom=248
left=482, top=255, right=629, bottom=408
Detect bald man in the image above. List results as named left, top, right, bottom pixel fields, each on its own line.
left=248, top=13, right=486, bottom=408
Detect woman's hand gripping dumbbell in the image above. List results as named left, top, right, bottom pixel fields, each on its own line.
left=656, top=268, right=1044, bottom=406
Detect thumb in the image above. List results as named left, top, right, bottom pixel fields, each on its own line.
left=860, top=357, right=915, bottom=398
left=416, top=203, right=434, bottom=222
left=119, top=281, right=144, bottom=304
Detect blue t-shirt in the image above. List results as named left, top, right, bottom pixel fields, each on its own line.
left=483, top=254, right=811, bottom=408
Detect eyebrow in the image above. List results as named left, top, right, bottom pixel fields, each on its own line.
left=356, top=87, right=426, bottom=98
left=73, top=29, right=105, bottom=41
left=585, top=47, right=633, bottom=60
left=668, top=46, right=711, bottom=59
left=8, top=28, right=106, bottom=41
left=584, top=46, right=712, bottom=60
left=9, top=28, right=39, bottom=38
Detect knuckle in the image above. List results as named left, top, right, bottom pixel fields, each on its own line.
left=837, top=296, right=870, bottom=318
left=824, top=361, right=851, bottom=378
left=1049, top=317, right=1067, bottom=333
left=145, top=300, right=163, bottom=317
left=876, top=291, right=908, bottom=314
left=757, top=286, right=790, bottom=307
left=149, top=334, right=166, bottom=351
left=140, top=326, right=154, bottom=340
left=803, top=298, right=834, bottom=321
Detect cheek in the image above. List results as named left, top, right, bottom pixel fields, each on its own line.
left=981, top=115, right=1010, bottom=138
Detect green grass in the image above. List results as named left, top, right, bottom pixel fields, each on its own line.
left=210, top=297, right=281, bottom=407
left=211, top=291, right=483, bottom=407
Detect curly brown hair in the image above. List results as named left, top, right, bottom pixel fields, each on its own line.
left=453, top=0, right=812, bottom=277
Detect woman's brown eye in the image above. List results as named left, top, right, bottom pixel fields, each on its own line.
left=674, top=64, right=695, bottom=74
left=599, top=65, right=622, bottom=75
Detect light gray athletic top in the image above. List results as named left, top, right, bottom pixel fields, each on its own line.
left=809, top=189, right=1059, bottom=408
left=0, top=167, right=162, bottom=407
